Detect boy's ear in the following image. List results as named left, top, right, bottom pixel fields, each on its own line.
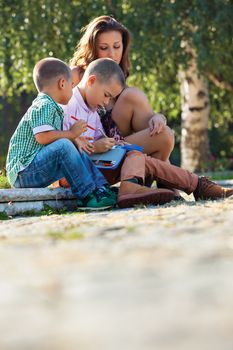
left=58, top=78, right=65, bottom=90
left=87, top=75, right=97, bottom=87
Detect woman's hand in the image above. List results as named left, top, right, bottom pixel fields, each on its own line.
left=93, top=138, right=115, bottom=153
left=74, top=136, right=94, bottom=154
left=148, top=113, right=167, bottom=136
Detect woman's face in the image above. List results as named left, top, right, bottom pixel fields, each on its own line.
left=96, top=30, right=123, bottom=65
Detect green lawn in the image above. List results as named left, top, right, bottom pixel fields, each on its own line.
left=200, top=171, right=233, bottom=181
left=0, top=175, right=10, bottom=189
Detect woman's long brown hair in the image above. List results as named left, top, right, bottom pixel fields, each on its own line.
left=70, top=16, right=131, bottom=78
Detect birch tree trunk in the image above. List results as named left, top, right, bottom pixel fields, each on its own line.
left=179, top=61, right=210, bottom=172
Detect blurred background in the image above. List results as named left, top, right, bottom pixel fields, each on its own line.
left=0, top=0, right=232, bottom=176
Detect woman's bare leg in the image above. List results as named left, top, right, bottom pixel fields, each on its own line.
left=124, top=127, right=175, bottom=161
left=112, top=87, right=175, bottom=160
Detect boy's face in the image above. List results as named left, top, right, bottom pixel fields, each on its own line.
left=59, top=77, right=73, bottom=105
left=85, top=76, right=124, bottom=110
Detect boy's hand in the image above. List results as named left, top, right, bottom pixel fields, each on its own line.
left=115, top=140, right=130, bottom=146
left=74, top=136, right=94, bottom=154
left=148, top=113, right=167, bottom=136
left=70, top=120, right=87, bottom=138
left=93, top=138, right=115, bottom=153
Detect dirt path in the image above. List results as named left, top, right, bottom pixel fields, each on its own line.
left=1, top=196, right=233, bottom=350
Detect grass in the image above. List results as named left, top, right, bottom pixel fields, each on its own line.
left=47, top=230, right=84, bottom=240
left=201, top=170, right=233, bottom=181
left=0, top=212, right=10, bottom=220
left=0, top=174, right=10, bottom=189
left=14, top=204, right=70, bottom=218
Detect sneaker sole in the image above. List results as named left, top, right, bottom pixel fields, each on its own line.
left=118, top=190, right=175, bottom=209
left=77, top=205, right=114, bottom=212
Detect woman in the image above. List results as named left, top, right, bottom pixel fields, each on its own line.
left=70, top=15, right=175, bottom=162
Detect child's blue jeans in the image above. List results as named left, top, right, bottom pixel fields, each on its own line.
left=14, top=138, right=108, bottom=199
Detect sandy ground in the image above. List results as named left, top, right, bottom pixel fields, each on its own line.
left=1, top=195, right=233, bottom=350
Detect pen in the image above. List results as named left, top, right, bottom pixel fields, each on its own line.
left=97, top=128, right=108, bottom=138
left=71, top=116, right=96, bottom=131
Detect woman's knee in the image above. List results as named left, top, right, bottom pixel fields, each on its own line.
left=151, top=126, right=174, bottom=160
left=162, top=126, right=175, bottom=151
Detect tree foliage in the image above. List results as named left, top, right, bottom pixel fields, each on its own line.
left=0, top=0, right=232, bottom=166
left=0, top=0, right=107, bottom=96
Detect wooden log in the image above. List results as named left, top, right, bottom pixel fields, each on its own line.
left=0, top=188, right=76, bottom=203
left=0, top=199, right=78, bottom=216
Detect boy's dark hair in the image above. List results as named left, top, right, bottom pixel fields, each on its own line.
left=86, top=58, right=125, bottom=87
left=33, top=57, right=71, bottom=91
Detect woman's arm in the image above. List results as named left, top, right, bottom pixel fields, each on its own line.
left=111, top=87, right=153, bottom=135
left=112, top=87, right=166, bottom=136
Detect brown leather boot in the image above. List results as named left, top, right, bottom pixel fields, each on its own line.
left=193, top=177, right=233, bottom=201
left=117, top=181, right=175, bottom=208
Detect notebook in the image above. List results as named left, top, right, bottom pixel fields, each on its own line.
left=89, top=146, right=126, bottom=169
left=89, top=144, right=144, bottom=169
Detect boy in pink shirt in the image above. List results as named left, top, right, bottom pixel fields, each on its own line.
left=63, top=85, right=105, bottom=141
left=62, top=61, right=116, bottom=155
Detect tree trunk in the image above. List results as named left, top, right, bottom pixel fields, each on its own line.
left=179, top=62, right=210, bottom=172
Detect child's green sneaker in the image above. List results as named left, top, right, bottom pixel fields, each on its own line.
left=97, top=185, right=119, bottom=201
left=105, top=185, right=119, bottom=200
left=77, top=188, right=116, bottom=211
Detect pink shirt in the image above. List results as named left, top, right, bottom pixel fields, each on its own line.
left=62, top=86, right=104, bottom=140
